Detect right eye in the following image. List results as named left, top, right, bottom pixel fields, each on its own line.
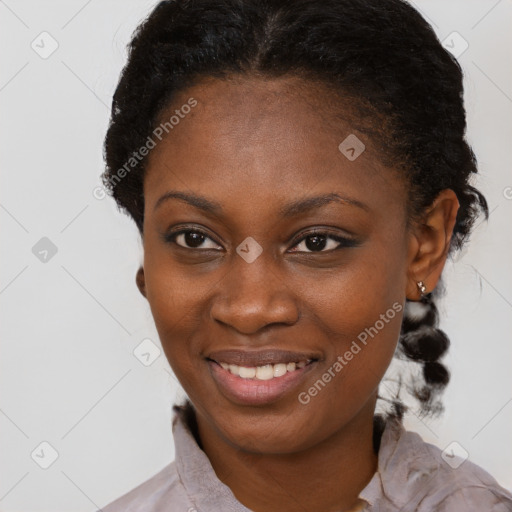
left=165, top=228, right=222, bottom=251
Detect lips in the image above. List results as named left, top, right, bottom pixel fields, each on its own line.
left=206, top=349, right=320, bottom=405
left=207, top=349, right=319, bottom=367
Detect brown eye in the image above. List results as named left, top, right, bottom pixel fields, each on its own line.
left=165, top=229, right=222, bottom=250
left=289, top=231, right=359, bottom=253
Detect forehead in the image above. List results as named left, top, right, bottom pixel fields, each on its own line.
left=144, top=75, right=404, bottom=217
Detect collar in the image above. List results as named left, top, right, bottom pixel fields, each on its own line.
left=358, top=417, right=441, bottom=509
left=172, top=405, right=435, bottom=511
left=173, top=407, right=253, bottom=511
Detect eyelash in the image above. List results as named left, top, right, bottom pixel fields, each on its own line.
left=164, top=227, right=358, bottom=253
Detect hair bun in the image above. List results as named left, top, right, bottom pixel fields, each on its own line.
left=401, top=297, right=438, bottom=333
left=400, top=326, right=449, bottom=362
left=422, top=361, right=450, bottom=386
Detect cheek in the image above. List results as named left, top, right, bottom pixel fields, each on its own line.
left=288, top=268, right=404, bottom=448
left=294, top=233, right=407, bottom=395
left=299, top=232, right=407, bottom=341
left=300, top=269, right=403, bottom=402
left=142, top=247, right=207, bottom=366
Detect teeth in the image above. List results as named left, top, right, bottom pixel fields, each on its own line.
left=219, top=360, right=310, bottom=380
left=256, top=364, right=274, bottom=380
left=273, top=363, right=287, bottom=377
left=239, top=366, right=256, bottom=379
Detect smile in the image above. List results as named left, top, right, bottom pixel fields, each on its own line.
left=218, top=360, right=311, bottom=380
left=206, top=349, right=320, bottom=406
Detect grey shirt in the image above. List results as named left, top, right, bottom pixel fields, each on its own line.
left=100, top=408, right=512, bottom=511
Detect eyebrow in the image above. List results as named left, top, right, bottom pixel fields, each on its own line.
left=154, top=190, right=370, bottom=216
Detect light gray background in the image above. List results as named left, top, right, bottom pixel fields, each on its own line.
left=1, top=1, right=511, bottom=510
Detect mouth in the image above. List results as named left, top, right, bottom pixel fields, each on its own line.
left=206, top=349, right=319, bottom=406
left=213, top=359, right=312, bottom=380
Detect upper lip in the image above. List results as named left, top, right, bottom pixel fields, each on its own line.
left=207, top=349, right=320, bottom=367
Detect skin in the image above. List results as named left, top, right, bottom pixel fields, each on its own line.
left=135, top=75, right=459, bottom=512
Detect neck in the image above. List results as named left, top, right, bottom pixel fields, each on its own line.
left=193, top=398, right=380, bottom=512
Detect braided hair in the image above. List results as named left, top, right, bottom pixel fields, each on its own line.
left=102, top=0, right=488, bottom=421
left=378, top=285, right=452, bottom=422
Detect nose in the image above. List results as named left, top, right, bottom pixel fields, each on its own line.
left=210, top=252, right=300, bottom=335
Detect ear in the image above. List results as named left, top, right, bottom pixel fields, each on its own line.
left=406, top=189, right=460, bottom=300
left=136, top=266, right=147, bottom=298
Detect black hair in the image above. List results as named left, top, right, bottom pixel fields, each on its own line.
left=102, top=0, right=488, bottom=422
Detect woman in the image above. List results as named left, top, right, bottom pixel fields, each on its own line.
left=99, top=0, right=512, bottom=510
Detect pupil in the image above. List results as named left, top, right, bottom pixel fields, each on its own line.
left=186, top=232, right=205, bottom=248
left=306, top=234, right=326, bottom=251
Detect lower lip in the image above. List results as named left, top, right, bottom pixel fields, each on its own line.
left=208, top=360, right=316, bottom=406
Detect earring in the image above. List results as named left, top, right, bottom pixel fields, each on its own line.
left=417, top=281, right=427, bottom=297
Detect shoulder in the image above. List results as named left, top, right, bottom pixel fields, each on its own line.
left=375, top=421, right=512, bottom=511
left=420, top=444, right=512, bottom=511
left=98, top=461, right=187, bottom=512
left=433, top=484, right=512, bottom=511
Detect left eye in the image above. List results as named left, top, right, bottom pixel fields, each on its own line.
left=289, top=232, right=355, bottom=253
left=167, top=229, right=221, bottom=250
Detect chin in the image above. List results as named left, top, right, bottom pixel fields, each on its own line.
left=204, top=401, right=341, bottom=455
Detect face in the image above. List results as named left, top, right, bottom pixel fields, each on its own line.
left=139, top=75, right=413, bottom=454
